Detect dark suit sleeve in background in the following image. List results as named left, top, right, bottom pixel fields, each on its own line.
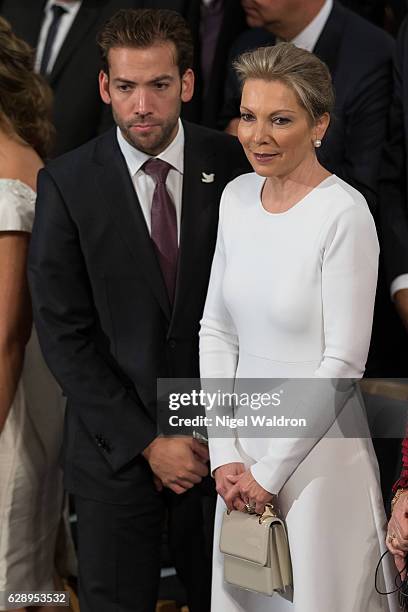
left=335, top=44, right=394, bottom=211
left=379, top=18, right=408, bottom=286
left=28, top=169, right=158, bottom=473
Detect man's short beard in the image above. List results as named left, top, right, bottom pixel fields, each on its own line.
left=112, top=109, right=180, bottom=156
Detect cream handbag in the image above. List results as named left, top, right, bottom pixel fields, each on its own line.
left=219, top=504, right=293, bottom=596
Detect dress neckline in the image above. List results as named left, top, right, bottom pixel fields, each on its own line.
left=258, top=174, right=335, bottom=217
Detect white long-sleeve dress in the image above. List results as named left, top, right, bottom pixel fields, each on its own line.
left=199, top=173, right=396, bottom=612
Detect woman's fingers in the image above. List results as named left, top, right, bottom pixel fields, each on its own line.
left=233, top=497, right=246, bottom=512
left=390, top=515, right=408, bottom=551
left=395, top=553, right=407, bottom=581
left=226, top=474, right=240, bottom=484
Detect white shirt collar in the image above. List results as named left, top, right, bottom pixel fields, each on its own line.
left=291, top=0, right=333, bottom=52
left=117, top=119, right=184, bottom=177
left=45, top=0, right=82, bottom=16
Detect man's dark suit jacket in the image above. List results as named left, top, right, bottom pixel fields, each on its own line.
left=28, top=121, right=249, bottom=504
left=379, top=16, right=408, bottom=287
left=0, top=0, right=137, bottom=156
left=220, top=1, right=395, bottom=212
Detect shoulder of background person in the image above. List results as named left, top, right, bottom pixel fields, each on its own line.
left=331, top=0, right=394, bottom=59
left=228, top=27, right=275, bottom=61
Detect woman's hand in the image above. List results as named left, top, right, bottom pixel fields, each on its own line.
left=387, top=489, right=408, bottom=580
left=224, top=469, right=274, bottom=514
left=213, top=462, right=246, bottom=503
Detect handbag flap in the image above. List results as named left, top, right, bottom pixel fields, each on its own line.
left=220, top=510, right=283, bottom=566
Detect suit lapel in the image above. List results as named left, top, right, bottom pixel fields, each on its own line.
left=93, top=129, right=172, bottom=321
left=169, top=122, right=217, bottom=331
left=48, top=0, right=100, bottom=85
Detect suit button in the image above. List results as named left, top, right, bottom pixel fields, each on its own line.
left=168, top=339, right=177, bottom=349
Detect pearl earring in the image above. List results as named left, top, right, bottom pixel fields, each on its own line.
left=314, top=139, right=322, bottom=148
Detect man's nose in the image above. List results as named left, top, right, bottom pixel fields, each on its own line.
left=132, top=88, right=151, bottom=115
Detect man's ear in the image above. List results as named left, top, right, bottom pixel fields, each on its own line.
left=181, top=68, right=194, bottom=103
left=99, top=70, right=111, bottom=104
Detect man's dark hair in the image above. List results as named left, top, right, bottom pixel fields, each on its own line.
left=97, top=9, right=194, bottom=76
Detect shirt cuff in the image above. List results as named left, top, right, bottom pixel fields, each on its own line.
left=391, top=274, right=408, bottom=299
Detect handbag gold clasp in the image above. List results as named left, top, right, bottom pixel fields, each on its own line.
left=259, top=503, right=279, bottom=524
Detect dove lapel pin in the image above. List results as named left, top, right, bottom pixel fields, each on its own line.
left=201, top=172, right=215, bottom=183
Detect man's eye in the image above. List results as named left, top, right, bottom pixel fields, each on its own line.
left=155, top=82, right=169, bottom=90
left=118, top=85, right=131, bottom=92
left=240, top=113, right=254, bottom=122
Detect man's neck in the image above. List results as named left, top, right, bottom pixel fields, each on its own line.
left=266, top=0, right=326, bottom=41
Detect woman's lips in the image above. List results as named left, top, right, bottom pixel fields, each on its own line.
left=253, top=152, right=280, bottom=163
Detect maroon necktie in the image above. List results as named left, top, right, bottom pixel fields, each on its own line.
left=143, top=158, right=178, bottom=303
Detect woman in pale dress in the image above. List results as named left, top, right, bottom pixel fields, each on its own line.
left=0, top=17, right=72, bottom=612
left=200, top=43, right=396, bottom=611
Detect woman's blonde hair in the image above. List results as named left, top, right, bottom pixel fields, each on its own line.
left=0, top=17, right=54, bottom=159
left=233, top=42, right=334, bottom=122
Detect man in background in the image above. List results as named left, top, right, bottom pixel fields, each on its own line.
left=0, top=0, right=138, bottom=155
left=221, top=0, right=394, bottom=211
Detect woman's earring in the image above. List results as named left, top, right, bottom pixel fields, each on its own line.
left=314, top=139, right=322, bottom=148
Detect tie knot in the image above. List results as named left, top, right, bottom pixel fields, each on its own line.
left=51, top=4, right=67, bottom=18
left=143, top=158, right=172, bottom=184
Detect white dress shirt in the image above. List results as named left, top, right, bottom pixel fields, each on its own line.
left=117, top=120, right=184, bottom=244
left=290, top=0, right=333, bottom=50
left=35, top=0, right=82, bottom=74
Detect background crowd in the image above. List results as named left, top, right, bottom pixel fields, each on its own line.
left=2, top=0, right=408, bottom=611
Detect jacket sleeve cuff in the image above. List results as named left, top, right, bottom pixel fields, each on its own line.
left=208, top=438, right=243, bottom=476
left=250, top=460, right=282, bottom=495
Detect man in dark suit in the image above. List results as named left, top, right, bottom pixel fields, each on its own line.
left=28, top=9, right=249, bottom=612
left=0, top=0, right=140, bottom=156
left=221, top=0, right=395, bottom=212
left=380, top=15, right=408, bottom=335
left=376, top=16, right=408, bottom=500
left=0, top=0, right=245, bottom=153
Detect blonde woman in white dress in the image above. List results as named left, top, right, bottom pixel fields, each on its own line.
left=0, top=17, right=72, bottom=612
left=200, top=43, right=397, bottom=611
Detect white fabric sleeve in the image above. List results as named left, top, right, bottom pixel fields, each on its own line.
left=0, top=184, right=35, bottom=233
left=391, top=274, right=408, bottom=299
left=251, top=202, right=379, bottom=494
left=199, top=187, right=243, bottom=472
